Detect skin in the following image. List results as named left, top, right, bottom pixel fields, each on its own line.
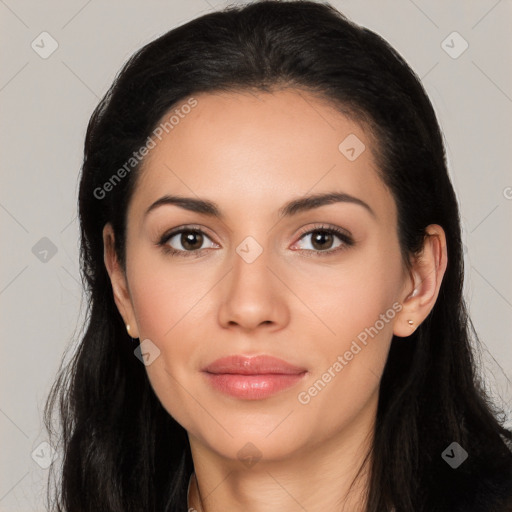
left=103, top=89, right=447, bottom=511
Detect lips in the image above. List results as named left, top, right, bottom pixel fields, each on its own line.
left=202, top=355, right=307, bottom=400
left=202, top=355, right=307, bottom=375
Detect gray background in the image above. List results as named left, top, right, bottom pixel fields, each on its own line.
left=1, top=0, right=511, bottom=510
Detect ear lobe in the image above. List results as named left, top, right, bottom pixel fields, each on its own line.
left=102, top=223, right=140, bottom=338
left=393, top=225, right=448, bottom=338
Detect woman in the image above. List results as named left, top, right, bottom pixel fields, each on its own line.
left=44, top=1, right=512, bottom=511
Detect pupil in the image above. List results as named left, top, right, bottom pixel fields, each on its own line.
left=312, top=231, right=332, bottom=250
left=182, top=231, right=202, bottom=250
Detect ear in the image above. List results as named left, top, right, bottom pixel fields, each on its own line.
left=393, top=224, right=448, bottom=337
left=103, top=223, right=140, bottom=338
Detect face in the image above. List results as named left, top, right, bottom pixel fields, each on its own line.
left=106, top=89, right=417, bottom=464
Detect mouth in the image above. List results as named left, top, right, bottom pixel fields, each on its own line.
left=202, top=355, right=308, bottom=400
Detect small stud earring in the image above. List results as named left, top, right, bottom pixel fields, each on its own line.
left=407, top=320, right=414, bottom=326
left=126, top=324, right=131, bottom=335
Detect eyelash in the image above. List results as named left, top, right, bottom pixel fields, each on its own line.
left=295, top=224, right=354, bottom=257
left=157, top=223, right=354, bottom=258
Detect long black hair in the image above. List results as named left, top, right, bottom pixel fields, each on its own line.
left=44, top=1, right=512, bottom=510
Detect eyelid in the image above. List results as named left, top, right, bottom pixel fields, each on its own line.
left=294, top=223, right=353, bottom=242
left=157, top=224, right=215, bottom=245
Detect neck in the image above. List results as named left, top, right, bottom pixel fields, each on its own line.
left=187, top=395, right=376, bottom=512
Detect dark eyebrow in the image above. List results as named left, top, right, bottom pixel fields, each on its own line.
left=145, top=195, right=223, bottom=218
left=144, top=192, right=375, bottom=219
left=278, top=192, right=376, bottom=219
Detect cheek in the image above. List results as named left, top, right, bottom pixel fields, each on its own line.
left=293, top=238, right=403, bottom=404
left=127, top=250, right=209, bottom=342
left=294, top=236, right=403, bottom=346
left=294, top=283, right=398, bottom=436
left=126, top=254, right=211, bottom=428
left=306, top=274, right=397, bottom=388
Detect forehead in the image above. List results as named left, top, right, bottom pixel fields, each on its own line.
left=129, top=89, right=395, bottom=226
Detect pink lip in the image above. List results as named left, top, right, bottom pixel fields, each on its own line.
left=202, top=355, right=307, bottom=400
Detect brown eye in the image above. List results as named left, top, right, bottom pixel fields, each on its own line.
left=160, top=228, right=217, bottom=255
left=179, top=231, right=204, bottom=251
left=309, top=230, right=335, bottom=251
left=292, top=224, right=354, bottom=257
left=296, top=229, right=344, bottom=252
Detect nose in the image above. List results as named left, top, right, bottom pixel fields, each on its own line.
left=217, top=242, right=290, bottom=332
